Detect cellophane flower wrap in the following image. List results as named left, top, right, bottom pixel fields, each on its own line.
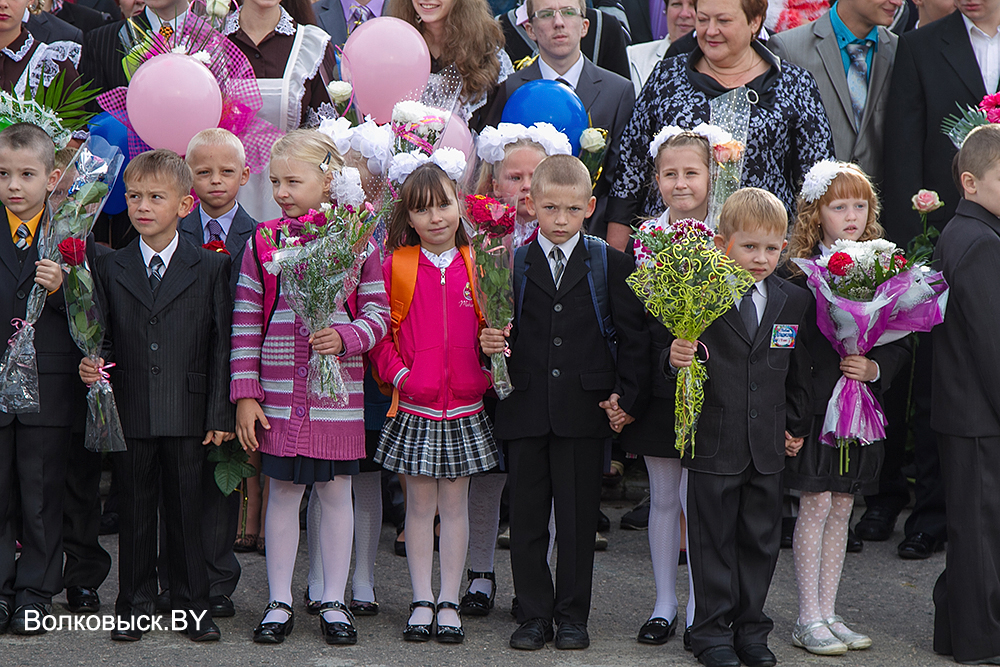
left=54, top=138, right=126, bottom=452
left=705, top=88, right=751, bottom=228
left=263, top=168, right=394, bottom=406
left=792, top=239, right=949, bottom=470
left=626, top=218, right=754, bottom=455
left=578, top=127, right=608, bottom=189
left=465, top=194, right=516, bottom=399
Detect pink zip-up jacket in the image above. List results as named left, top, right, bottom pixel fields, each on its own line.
left=230, top=226, right=390, bottom=460
left=369, top=248, right=492, bottom=421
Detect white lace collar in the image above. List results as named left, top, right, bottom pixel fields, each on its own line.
left=2, top=32, right=33, bottom=63
left=223, top=6, right=296, bottom=37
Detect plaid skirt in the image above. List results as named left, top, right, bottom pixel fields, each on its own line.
left=375, top=410, right=498, bottom=479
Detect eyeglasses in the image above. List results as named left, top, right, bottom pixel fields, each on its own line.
left=532, top=7, right=582, bottom=20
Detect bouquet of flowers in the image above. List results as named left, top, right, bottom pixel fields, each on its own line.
left=793, top=239, right=949, bottom=470
left=54, top=139, right=126, bottom=452
left=391, top=100, right=451, bottom=155
left=705, top=88, right=751, bottom=228
left=465, top=194, right=517, bottom=399
left=263, top=167, right=394, bottom=406
left=627, top=218, right=754, bottom=455
left=941, top=92, right=1000, bottom=148
left=578, top=127, right=608, bottom=189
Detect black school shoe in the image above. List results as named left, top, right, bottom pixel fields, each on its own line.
left=555, top=622, right=590, bottom=650
left=621, top=496, right=651, bottom=530
left=459, top=570, right=495, bottom=616
left=319, top=601, right=357, bottom=645
left=253, top=601, right=294, bottom=644
left=66, top=586, right=101, bottom=613
left=509, top=618, right=553, bottom=650
left=736, top=643, right=777, bottom=667
left=637, top=615, right=677, bottom=645
left=11, top=603, right=50, bottom=635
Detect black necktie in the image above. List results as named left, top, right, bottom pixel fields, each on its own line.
left=740, top=286, right=758, bottom=340
left=149, top=255, right=164, bottom=293
left=555, top=77, right=573, bottom=89
left=549, top=246, right=565, bottom=288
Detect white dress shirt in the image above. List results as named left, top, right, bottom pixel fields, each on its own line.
left=538, top=52, right=585, bottom=89
left=536, top=230, right=581, bottom=286
left=964, top=13, right=1000, bottom=94
left=421, top=246, right=459, bottom=269
left=139, top=232, right=180, bottom=276
left=145, top=6, right=188, bottom=35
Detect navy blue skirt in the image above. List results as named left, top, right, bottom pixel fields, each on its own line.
left=261, top=453, right=360, bottom=484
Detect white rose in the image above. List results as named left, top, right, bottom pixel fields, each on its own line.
left=327, top=81, right=353, bottom=105
left=332, top=167, right=366, bottom=208
left=205, top=0, right=229, bottom=19
left=392, top=100, right=427, bottom=125
left=579, top=127, right=606, bottom=153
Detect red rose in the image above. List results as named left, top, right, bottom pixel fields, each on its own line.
left=58, top=237, right=87, bottom=266
left=203, top=241, right=230, bottom=255
left=894, top=254, right=907, bottom=269
left=827, top=252, right=854, bottom=276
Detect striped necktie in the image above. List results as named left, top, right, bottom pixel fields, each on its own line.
left=13, top=223, right=29, bottom=250
left=845, top=42, right=871, bottom=129
left=149, top=255, right=164, bottom=293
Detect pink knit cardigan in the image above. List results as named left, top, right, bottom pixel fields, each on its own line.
left=230, top=236, right=390, bottom=461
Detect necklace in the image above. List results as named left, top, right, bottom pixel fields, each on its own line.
left=702, top=50, right=764, bottom=87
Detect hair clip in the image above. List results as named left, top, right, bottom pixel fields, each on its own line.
left=319, top=151, right=332, bottom=173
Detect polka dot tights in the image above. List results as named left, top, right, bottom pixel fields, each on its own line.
left=792, top=491, right=853, bottom=640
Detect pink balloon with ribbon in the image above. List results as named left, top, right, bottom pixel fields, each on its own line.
left=342, top=17, right=431, bottom=124
left=126, top=53, right=223, bottom=155
left=440, top=116, right=474, bottom=160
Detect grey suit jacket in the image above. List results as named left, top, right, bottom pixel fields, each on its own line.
left=768, top=13, right=896, bottom=184
left=314, top=0, right=387, bottom=46
left=178, top=204, right=257, bottom=298
left=25, top=12, right=83, bottom=45
left=503, top=57, right=635, bottom=239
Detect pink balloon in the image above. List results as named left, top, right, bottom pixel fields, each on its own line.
left=342, top=17, right=431, bottom=124
left=126, top=53, right=223, bottom=155
left=440, top=116, right=473, bottom=161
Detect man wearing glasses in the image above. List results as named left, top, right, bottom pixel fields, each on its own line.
left=503, top=0, right=635, bottom=240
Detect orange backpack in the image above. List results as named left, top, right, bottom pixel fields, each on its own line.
left=375, top=245, right=486, bottom=417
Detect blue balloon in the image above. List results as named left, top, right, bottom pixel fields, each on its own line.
left=501, top=79, right=588, bottom=154
left=87, top=112, right=129, bottom=215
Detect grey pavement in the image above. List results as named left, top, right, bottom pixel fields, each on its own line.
left=1, top=502, right=952, bottom=667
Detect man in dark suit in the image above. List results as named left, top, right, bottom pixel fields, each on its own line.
left=46, top=1, right=114, bottom=35
left=672, top=189, right=811, bottom=667
left=26, top=10, right=83, bottom=43
left=930, top=124, right=1000, bottom=665
left=485, top=155, right=649, bottom=651
left=504, top=0, right=635, bottom=239
left=314, top=0, right=386, bottom=46
left=875, top=0, right=995, bottom=560
left=82, top=149, right=234, bottom=642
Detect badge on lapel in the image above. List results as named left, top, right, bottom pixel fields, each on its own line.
left=770, top=324, right=797, bottom=349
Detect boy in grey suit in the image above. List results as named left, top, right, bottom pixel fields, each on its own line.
left=669, top=189, right=812, bottom=667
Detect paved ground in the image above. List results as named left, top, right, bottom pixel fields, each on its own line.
left=0, top=500, right=955, bottom=667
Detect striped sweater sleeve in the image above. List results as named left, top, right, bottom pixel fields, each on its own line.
left=334, top=245, right=391, bottom=358
left=230, top=238, right=266, bottom=403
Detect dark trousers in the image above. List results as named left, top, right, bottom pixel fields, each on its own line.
left=0, top=422, right=71, bottom=606
left=933, top=434, right=1000, bottom=662
left=62, top=433, right=112, bottom=590
left=687, top=466, right=782, bottom=656
left=115, top=437, right=209, bottom=620
left=508, top=435, right=604, bottom=625
left=157, top=446, right=241, bottom=598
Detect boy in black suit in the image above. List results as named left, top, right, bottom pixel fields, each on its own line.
left=481, top=154, right=649, bottom=651
left=669, top=188, right=811, bottom=667
left=156, top=128, right=254, bottom=618
left=931, top=124, right=1000, bottom=665
left=79, top=149, right=234, bottom=642
left=0, top=123, right=80, bottom=635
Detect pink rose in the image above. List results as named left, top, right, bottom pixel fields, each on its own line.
left=911, top=189, right=943, bottom=214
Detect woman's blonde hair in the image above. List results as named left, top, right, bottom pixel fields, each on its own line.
left=474, top=138, right=548, bottom=195
left=786, top=164, right=885, bottom=273
left=389, top=0, right=504, bottom=104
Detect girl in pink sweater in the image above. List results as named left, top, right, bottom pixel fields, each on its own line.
left=370, top=162, right=499, bottom=644
left=230, top=130, right=390, bottom=646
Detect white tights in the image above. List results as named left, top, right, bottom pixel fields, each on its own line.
left=646, top=457, right=694, bottom=623
left=263, top=477, right=353, bottom=624
left=405, top=474, right=470, bottom=628
left=793, top=491, right=853, bottom=638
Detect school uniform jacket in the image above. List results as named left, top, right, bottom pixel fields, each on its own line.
left=493, top=237, right=649, bottom=441
left=679, top=273, right=812, bottom=476
left=94, top=236, right=235, bottom=439
left=178, top=204, right=256, bottom=297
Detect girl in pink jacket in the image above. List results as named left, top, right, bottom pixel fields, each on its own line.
left=370, top=161, right=498, bottom=645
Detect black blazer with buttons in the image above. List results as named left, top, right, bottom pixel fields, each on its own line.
left=177, top=204, right=257, bottom=297
left=493, top=237, right=649, bottom=441
left=94, top=235, right=234, bottom=439
left=677, top=272, right=812, bottom=476
left=0, top=224, right=98, bottom=428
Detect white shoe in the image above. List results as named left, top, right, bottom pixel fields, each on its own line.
left=825, top=615, right=872, bottom=650
left=792, top=620, right=848, bottom=655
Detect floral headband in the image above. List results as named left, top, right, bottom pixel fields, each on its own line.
left=647, top=122, right=733, bottom=159
left=389, top=147, right=468, bottom=184
left=477, top=122, right=573, bottom=164
left=799, top=159, right=853, bottom=203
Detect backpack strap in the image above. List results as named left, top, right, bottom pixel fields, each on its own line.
left=382, top=245, right=422, bottom=417
left=583, top=235, right=617, bottom=362
left=507, top=8, right=538, bottom=57
left=590, top=8, right=603, bottom=66
left=252, top=219, right=285, bottom=339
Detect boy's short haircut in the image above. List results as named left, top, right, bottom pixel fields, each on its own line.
left=530, top=154, right=592, bottom=199
left=958, top=124, right=1000, bottom=181
left=55, top=147, right=76, bottom=173
left=185, top=128, right=246, bottom=166
left=124, top=149, right=194, bottom=196
left=0, top=123, right=56, bottom=173
left=718, top=187, right=788, bottom=238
